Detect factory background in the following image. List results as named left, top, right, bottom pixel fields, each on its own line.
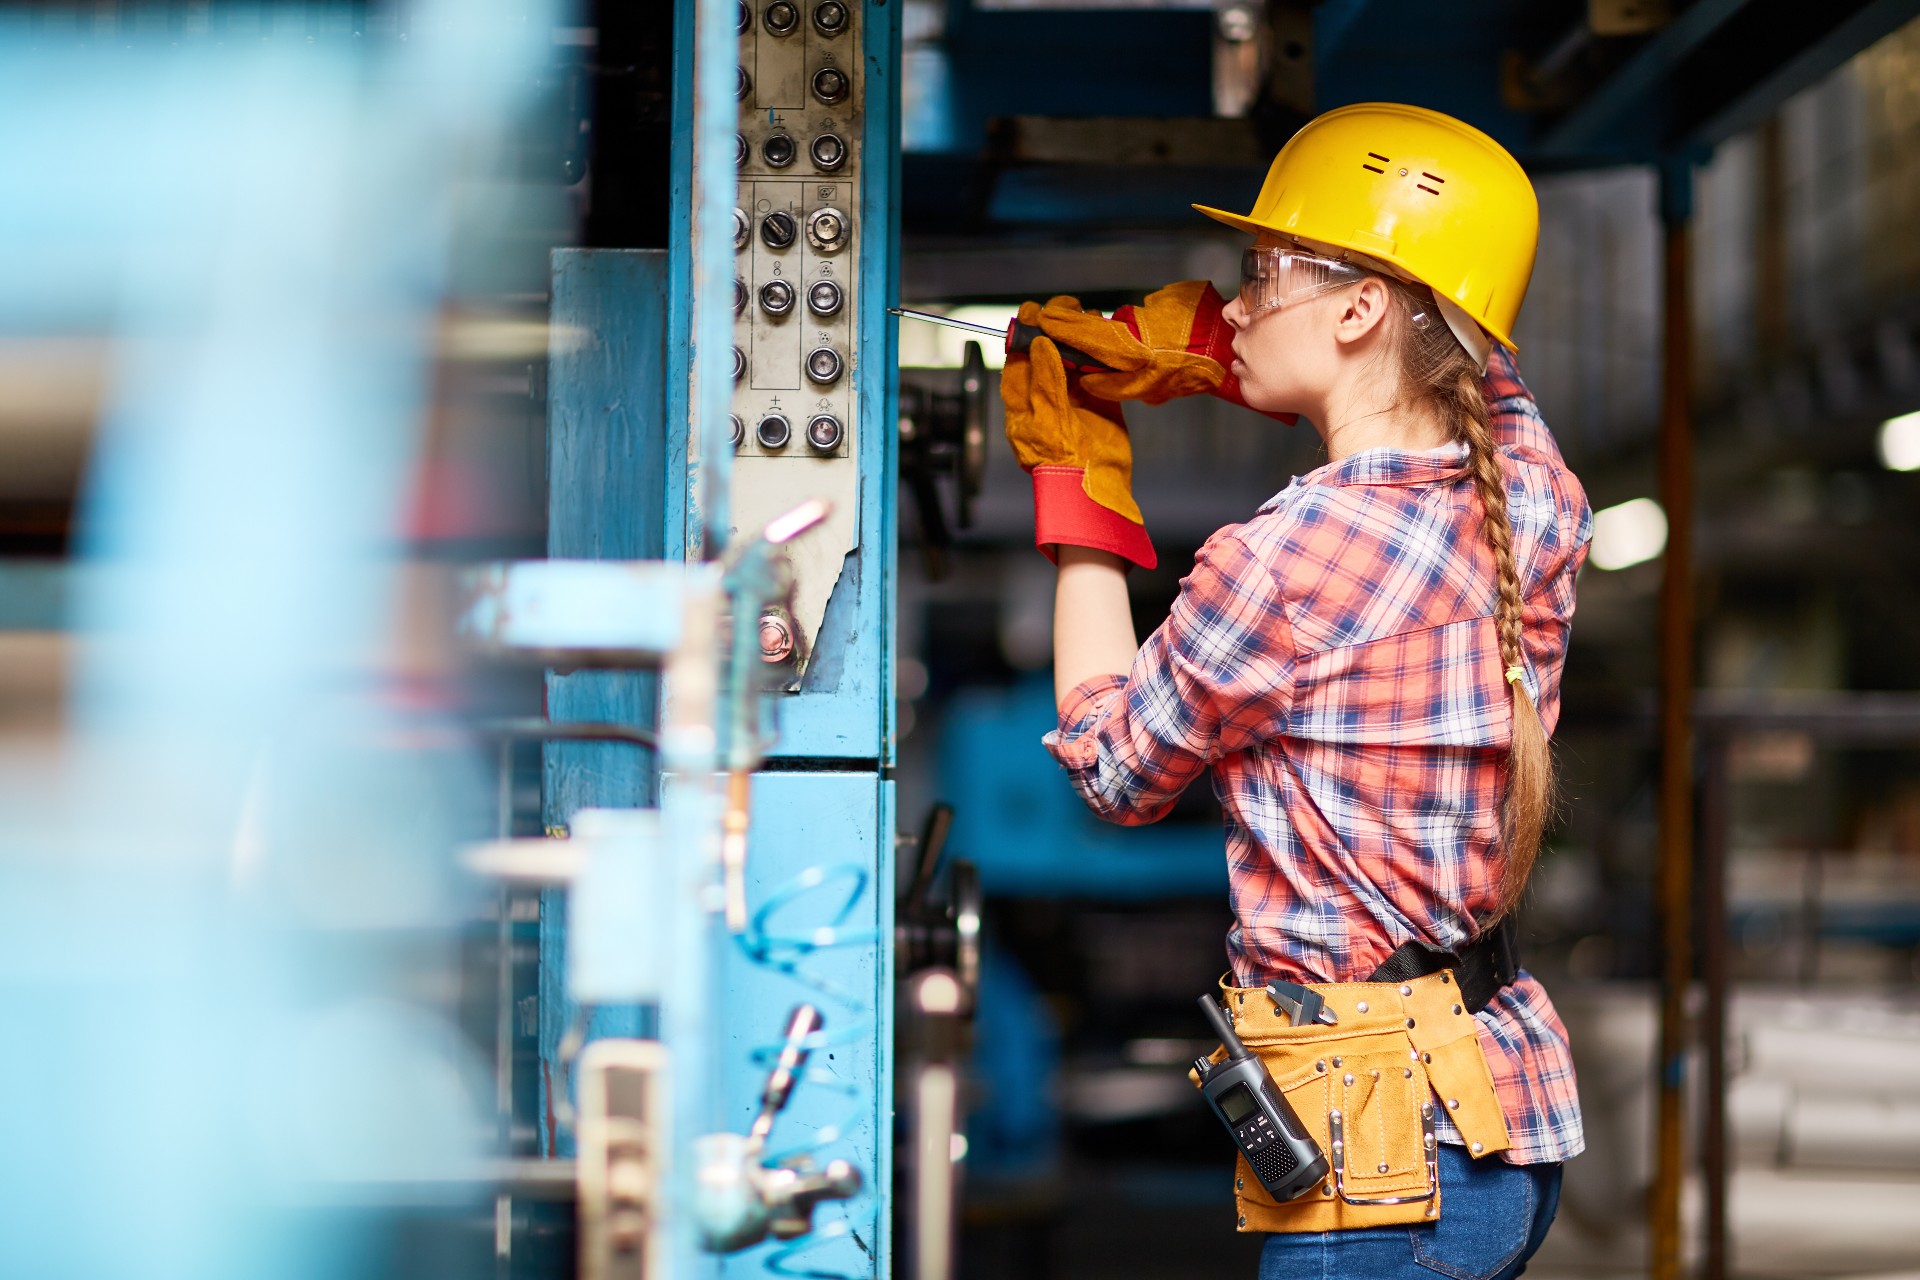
left=1, top=3, right=1919, bottom=1279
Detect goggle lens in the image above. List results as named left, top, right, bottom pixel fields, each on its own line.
left=1238, top=247, right=1366, bottom=316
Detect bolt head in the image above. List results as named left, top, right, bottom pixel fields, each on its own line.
left=759, top=614, right=795, bottom=663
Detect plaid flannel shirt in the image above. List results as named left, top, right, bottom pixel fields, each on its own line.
left=1045, top=351, right=1591, bottom=1164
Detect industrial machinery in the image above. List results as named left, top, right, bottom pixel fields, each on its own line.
left=459, top=2, right=902, bottom=1277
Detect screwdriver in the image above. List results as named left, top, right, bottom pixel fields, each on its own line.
left=889, top=306, right=1111, bottom=373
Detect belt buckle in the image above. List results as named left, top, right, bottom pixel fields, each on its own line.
left=1327, top=1100, right=1439, bottom=1217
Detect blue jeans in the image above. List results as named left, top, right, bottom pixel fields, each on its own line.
left=1258, top=1144, right=1562, bottom=1280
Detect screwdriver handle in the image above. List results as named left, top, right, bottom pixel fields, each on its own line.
left=1004, top=320, right=1111, bottom=374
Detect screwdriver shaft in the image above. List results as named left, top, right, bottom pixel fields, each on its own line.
left=888, top=306, right=1005, bottom=338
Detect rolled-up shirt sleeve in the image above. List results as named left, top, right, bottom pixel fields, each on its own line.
left=1043, top=530, right=1296, bottom=825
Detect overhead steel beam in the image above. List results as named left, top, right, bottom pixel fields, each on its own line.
left=1535, top=0, right=1752, bottom=157
left=1683, top=0, right=1920, bottom=145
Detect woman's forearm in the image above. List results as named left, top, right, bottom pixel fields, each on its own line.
left=1053, top=546, right=1140, bottom=707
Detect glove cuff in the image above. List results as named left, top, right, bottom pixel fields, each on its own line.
left=1031, top=466, right=1157, bottom=571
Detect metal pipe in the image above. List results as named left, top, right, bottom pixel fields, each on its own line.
left=1701, top=737, right=1731, bottom=1280
left=1650, top=157, right=1697, bottom=1280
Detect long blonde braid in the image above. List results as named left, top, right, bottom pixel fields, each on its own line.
left=1378, top=278, right=1554, bottom=920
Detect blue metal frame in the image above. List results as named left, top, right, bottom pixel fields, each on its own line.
left=660, top=4, right=901, bottom=1276
left=669, top=0, right=899, bottom=765
left=540, top=250, right=675, bottom=1138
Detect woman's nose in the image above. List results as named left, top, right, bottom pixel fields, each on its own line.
left=1222, top=290, right=1248, bottom=331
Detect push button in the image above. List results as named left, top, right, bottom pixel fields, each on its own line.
left=735, top=66, right=752, bottom=101
left=755, top=413, right=792, bottom=449
left=732, top=346, right=747, bottom=383
left=805, top=279, right=843, bottom=318
left=729, top=414, right=745, bottom=449
left=804, top=346, right=843, bottom=385
left=762, top=132, right=797, bottom=169
left=811, top=67, right=849, bottom=105
left=758, top=278, right=796, bottom=317
left=806, top=414, right=844, bottom=452
left=734, top=277, right=749, bottom=317
left=763, top=1, right=799, bottom=35
left=812, top=1, right=848, bottom=36
left=732, top=208, right=750, bottom=251
left=809, top=133, right=847, bottom=172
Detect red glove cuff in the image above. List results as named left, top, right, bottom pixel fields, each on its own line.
left=1030, top=466, right=1157, bottom=571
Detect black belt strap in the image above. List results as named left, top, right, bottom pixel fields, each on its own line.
left=1365, top=917, right=1518, bottom=1015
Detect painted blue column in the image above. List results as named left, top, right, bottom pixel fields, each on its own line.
left=540, top=248, right=671, bottom=1144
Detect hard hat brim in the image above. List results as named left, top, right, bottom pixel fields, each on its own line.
left=1189, top=202, right=1520, bottom=355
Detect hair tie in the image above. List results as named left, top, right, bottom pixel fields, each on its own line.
left=1504, top=665, right=1525, bottom=687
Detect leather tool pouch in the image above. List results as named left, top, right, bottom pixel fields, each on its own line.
left=1191, top=970, right=1510, bottom=1233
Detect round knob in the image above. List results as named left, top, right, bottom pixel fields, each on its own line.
left=732, top=208, right=750, bottom=251
left=755, top=413, right=792, bottom=449
left=812, top=1, right=848, bottom=36
left=729, top=414, right=745, bottom=449
left=734, top=133, right=748, bottom=169
left=807, top=414, right=844, bottom=452
left=806, top=279, right=843, bottom=318
left=762, top=131, right=796, bottom=168
left=760, top=210, right=796, bottom=249
left=804, top=206, right=847, bottom=254
left=811, top=67, right=849, bottom=105
left=758, top=278, right=796, bottom=316
left=758, top=612, right=795, bottom=664
left=809, top=132, right=847, bottom=172
left=805, top=346, right=843, bottom=385
left=763, top=1, right=799, bottom=35
left=732, top=346, right=747, bottom=383
left=735, top=65, right=752, bottom=101
left=734, top=277, right=749, bottom=316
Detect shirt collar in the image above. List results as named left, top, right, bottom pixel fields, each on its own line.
left=1259, top=441, right=1469, bottom=512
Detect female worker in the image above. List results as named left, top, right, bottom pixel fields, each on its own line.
left=998, top=104, right=1589, bottom=1279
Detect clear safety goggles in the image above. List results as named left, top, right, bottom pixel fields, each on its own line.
left=1238, top=245, right=1369, bottom=318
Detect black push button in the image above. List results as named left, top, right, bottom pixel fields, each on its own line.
left=756, top=413, right=792, bottom=449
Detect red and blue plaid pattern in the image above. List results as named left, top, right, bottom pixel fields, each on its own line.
left=1045, top=351, right=1591, bottom=1164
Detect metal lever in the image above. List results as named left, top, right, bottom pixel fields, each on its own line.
left=693, top=1004, right=864, bottom=1254
left=750, top=1004, right=821, bottom=1149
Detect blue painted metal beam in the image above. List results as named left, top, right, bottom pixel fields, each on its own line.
left=1683, top=0, right=1920, bottom=146
left=1534, top=0, right=1752, bottom=158
left=540, top=248, right=671, bottom=1149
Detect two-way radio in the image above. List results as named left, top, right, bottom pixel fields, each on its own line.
left=1194, top=994, right=1330, bottom=1201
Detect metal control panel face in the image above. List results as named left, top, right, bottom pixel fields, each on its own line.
left=727, top=0, right=863, bottom=676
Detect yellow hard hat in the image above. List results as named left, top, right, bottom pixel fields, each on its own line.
left=1194, top=102, right=1538, bottom=353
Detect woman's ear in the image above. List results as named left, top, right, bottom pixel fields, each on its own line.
left=1331, top=277, right=1392, bottom=347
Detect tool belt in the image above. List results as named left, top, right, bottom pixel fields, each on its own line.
left=1193, top=928, right=1518, bottom=1234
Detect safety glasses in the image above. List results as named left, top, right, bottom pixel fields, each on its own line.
left=1238, top=245, right=1369, bottom=318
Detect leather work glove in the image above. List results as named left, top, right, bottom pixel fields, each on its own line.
left=1027, top=280, right=1293, bottom=420
left=1000, top=301, right=1156, bottom=571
